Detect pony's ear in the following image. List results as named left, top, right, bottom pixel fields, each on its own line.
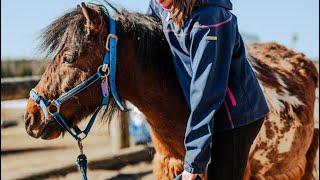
left=80, top=2, right=104, bottom=36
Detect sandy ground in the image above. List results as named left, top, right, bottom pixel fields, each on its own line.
left=1, top=88, right=319, bottom=180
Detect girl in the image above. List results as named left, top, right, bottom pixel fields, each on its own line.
left=147, top=0, right=270, bottom=179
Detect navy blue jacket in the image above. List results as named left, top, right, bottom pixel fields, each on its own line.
left=147, top=0, right=269, bottom=174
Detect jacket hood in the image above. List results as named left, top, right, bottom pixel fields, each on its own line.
left=198, top=0, right=233, bottom=10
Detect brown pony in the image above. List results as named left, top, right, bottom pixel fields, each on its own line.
left=24, top=3, right=319, bottom=180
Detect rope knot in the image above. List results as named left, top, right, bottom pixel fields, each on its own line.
left=76, top=154, right=87, bottom=166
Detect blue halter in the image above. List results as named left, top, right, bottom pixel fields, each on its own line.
left=29, top=18, right=126, bottom=180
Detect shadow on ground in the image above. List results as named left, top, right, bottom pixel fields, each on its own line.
left=108, top=170, right=153, bottom=180
left=1, top=147, right=64, bottom=156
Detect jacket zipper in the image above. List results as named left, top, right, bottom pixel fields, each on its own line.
left=224, top=101, right=234, bottom=129
left=225, top=86, right=236, bottom=129
left=226, top=86, right=236, bottom=106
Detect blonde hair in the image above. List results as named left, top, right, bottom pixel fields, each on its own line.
left=170, top=0, right=198, bottom=28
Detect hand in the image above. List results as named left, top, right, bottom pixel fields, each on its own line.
left=182, top=170, right=199, bottom=180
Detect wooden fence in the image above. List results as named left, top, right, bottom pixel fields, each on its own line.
left=1, top=76, right=40, bottom=101
left=1, top=60, right=48, bottom=78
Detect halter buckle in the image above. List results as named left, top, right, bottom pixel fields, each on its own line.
left=106, top=34, right=118, bottom=51
left=77, top=132, right=87, bottom=141
left=46, top=100, right=60, bottom=115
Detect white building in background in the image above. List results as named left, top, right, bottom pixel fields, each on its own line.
left=126, top=101, right=152, bottom=144
left=240, top=32, right=260, bottom=44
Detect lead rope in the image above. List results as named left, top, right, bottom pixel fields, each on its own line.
left=76, top=139, right=88, bottom=180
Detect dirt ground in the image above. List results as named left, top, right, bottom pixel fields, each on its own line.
left=1, top=87, right=319, bottom=180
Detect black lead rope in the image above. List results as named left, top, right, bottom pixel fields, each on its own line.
left=76, top=139, right=88, bottom=180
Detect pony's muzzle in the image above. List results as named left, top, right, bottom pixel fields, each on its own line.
left=24, top=112, right=45, bottom=139
left=25, top=113, right=39, bottom=138
left=25, top=113, right=32, bottom=128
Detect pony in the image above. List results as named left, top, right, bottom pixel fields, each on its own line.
left=24, top=2, right=319, bottom=179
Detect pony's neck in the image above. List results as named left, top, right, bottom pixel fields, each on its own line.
left=116, top=36, right=189, bottom=158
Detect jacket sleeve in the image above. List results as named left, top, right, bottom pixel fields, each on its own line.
left=183, top=14, right=236, bottom=174
left=146, top=0, right=161, bottom=18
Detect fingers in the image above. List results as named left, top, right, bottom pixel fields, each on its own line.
left=182, top=170, right=198, bottom=180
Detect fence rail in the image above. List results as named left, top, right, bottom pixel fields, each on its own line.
left=1, top=76, right=40, bottom=101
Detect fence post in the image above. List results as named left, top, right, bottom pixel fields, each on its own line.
left=110, top=110, right=130, bottom=152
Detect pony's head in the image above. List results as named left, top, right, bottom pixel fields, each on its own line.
left=24, top=2, right=170, bottom=140
left=24, top=3, right=115, bottom=139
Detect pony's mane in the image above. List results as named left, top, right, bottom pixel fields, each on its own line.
left=37, top=1, right=175, bottom=124
left=37, top=1, right=172, bottom=72
left=115, top=11, right=174, bottom=78
left=38, top=5, right=92, bottom=58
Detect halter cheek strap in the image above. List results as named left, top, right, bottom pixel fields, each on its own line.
left=104, top=18, right=126, bottom=111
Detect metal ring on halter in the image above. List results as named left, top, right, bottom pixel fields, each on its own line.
left=97, top=65, right=110, bottom=76
left=77, top=133, right=87, bottom=141
left=46, top=100, right=60, bottom=115
left=106, top=34, right=118, bottom=51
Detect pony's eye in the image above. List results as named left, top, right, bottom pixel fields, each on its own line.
left=62, top=56, right=70, bottom=64
left=62, top=54, right=75, bottom=64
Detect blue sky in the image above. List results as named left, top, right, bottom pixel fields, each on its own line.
left=1, top=0, right=319, bottom=60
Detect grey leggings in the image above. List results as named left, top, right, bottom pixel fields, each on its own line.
left=206, top=117, right=264, bottom=180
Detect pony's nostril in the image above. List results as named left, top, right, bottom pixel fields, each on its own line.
left=25, top=114, right=32, bottom=127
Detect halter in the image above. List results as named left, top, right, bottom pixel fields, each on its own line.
left=29, top=18, right=126, bottom=180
